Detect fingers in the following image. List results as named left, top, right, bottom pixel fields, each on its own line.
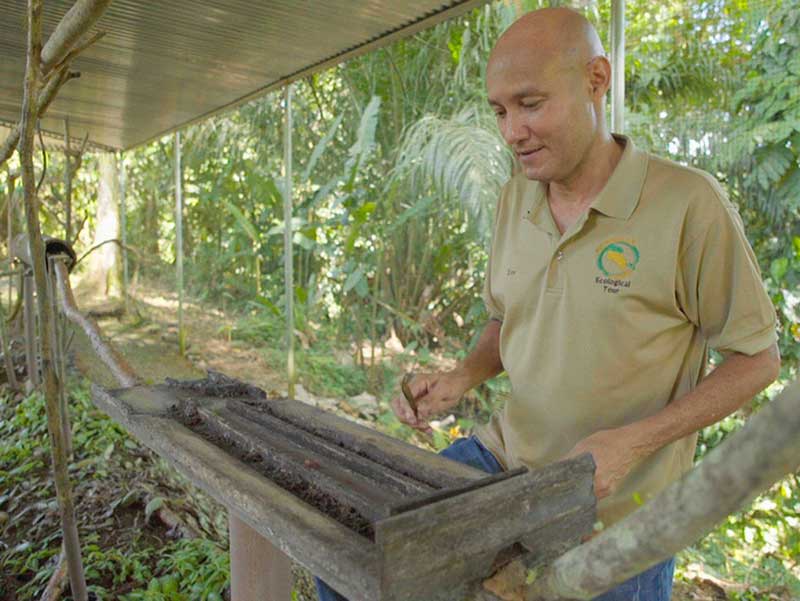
left=390, top=393, right=417, bottom=426
left=391, top=374, right=435, bottom=434
left=391, top=395, right=433, bottom=433
left=405, top=372, right=432, bottom=402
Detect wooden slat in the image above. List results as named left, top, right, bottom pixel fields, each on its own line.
left=249, top=397, right=484, bottom=488
left=388, top=467, right=528, bottom=516
left=231, top=400, right=433, bottom=497
left=374, top=454, right=596, bottom=601
left=92, top=385, right=380, bottom=600
left=198, top=403, right=396, bottom=523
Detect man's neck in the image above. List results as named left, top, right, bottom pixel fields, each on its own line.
left=548, top=135, right=624, bottom=208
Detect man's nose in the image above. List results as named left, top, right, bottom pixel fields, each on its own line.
left=501, top=112, right=528, bottom=146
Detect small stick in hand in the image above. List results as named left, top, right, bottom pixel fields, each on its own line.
left=401, top=372, right=418, bottom=419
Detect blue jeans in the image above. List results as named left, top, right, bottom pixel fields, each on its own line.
left=314, top=436, right=675, bottom=601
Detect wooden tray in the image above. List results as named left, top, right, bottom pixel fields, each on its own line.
left=93, top=376, right=595, bottom=601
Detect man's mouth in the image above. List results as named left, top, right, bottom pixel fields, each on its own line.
left=516, top=147, right=544, bottom=161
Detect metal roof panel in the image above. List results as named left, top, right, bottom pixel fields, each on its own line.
left=1, top=0, right=487, bottom=151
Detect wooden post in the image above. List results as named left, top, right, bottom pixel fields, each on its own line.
left=229, top=514, right=293, bottom=601
left=175, top=131, right=185, bottom=355
left=610, top=0, right=625, bottom=134
left=283, top=84, right=295, bottom=400
left=18, top=1, right=88, bottom=598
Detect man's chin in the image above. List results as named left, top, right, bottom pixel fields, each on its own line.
left=521, top=164, right=551, bottom=182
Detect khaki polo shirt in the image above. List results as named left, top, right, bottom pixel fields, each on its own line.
left=475, top=136, right=777, bottom=527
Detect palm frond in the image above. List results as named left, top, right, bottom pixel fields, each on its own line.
left=390, top=107, right=512, bottom=239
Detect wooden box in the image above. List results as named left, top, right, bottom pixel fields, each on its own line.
left=93, top=376, right=595, bottom=601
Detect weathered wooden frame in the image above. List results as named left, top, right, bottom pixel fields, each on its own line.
left=93, top=383, right=595, bottom=601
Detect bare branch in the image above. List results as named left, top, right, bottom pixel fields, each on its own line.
left=40, top=200, right=68, bottom=228
left=485, top=380, right=800, bottom=601
left=40, top=0, right=112, bottom=74
left=50, top=30, right=107, bottom=74
left=36, top=121, right=47, bottom=194
left=40, top=548, right=68, bottom=601
left=75, top=237, right=139, bottom=265
left=0, top=67, right=78, bottom=167
left=70, top=212, right=89, bottom=246
left=74, top=131, right=90, bottom=170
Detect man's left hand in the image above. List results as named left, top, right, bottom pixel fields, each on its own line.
left=563, top=427, right=647, bottom=499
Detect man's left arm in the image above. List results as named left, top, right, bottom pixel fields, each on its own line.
left=568, top=343, right=781, bottom=499
left=567, top=177, right=782, bottom=499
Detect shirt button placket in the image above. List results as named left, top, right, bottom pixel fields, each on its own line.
left=547, top=248, right=565, bottom=291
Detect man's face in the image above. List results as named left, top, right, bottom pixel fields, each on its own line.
left=487, top=51, right=596, bottom=183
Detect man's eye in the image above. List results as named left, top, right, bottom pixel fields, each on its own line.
left=522, top=101, right=541, bottom=109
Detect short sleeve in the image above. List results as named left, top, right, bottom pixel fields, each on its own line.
left=676, top=178, right=777, bottom=356
left=482, top=248, right=504, bottom=321
left=483, top=188, right=506, bottom=322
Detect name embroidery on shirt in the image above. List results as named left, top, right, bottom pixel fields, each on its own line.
left=595, top=238, right=640, bottom=294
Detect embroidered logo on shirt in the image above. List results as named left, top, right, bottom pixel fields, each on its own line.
left=595, top=239, right=639, bottom=294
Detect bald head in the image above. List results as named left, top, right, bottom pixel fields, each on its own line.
left=485, top=8, right=614, bottom=183
left=489, top=8, right=605, bottom=75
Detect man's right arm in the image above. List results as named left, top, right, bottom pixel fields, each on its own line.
left=453, top=318, right=504, bottom=389
left=391, top=319, right=504, bottom=431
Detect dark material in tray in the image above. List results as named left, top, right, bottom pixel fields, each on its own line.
left=93, top=373, right=596, bottom=601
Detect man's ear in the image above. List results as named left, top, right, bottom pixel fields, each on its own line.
left=586, top=55, right=612, bottom=100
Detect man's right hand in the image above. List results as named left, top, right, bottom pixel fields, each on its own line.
left=390, top=370, right=470, bottom=433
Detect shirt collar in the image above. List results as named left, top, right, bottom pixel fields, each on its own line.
left=589, top=134, right=649, bottom=220
left=524, top=134, right=649, bottom=228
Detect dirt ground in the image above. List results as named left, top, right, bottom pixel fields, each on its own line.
left=72, top=281, right=285, bottom=393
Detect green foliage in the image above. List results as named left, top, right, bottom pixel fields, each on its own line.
left=0, top=379, right=234, bottom=601
left=262, top=345, right=368, bottom=399
left=678, top=476, right=800, bottom=598
left=7, top=1, right=796, bottom=596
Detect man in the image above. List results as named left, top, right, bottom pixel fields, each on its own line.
left=317, top=7, right=780, bottom=601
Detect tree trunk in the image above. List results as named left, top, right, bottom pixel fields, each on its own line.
left=86, top=152, right=121, bottom=296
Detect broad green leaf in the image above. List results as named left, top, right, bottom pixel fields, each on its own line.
left=343, top=265, right=366, bottom=293
left=303, top=113, right=344, bottom=182
left=771, top=257, right=789, bottom=282
left=144, top=497, right=164, bottom=523
left=219, top=197, right=259, bottom=244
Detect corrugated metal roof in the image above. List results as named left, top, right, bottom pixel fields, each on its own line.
left=1, top=0, right=488, bottom=151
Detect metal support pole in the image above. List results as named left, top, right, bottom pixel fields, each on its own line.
left=228, top=85, right=295, bottom=601
left=119, top=152, right=128, bottom=310
left=283, top=84, right=295, bottom=400
left=610, top=0, right=625, bottom=134
left=0, top=293, right=19, bottom=391
left=7, top=173, right=15, bottom=310
left=63, top=117, right=72, bottom=242
left=174, top=131, right=185, bottom=355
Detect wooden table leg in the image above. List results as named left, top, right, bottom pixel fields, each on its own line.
left=229, top=512, right=292, bottom=601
